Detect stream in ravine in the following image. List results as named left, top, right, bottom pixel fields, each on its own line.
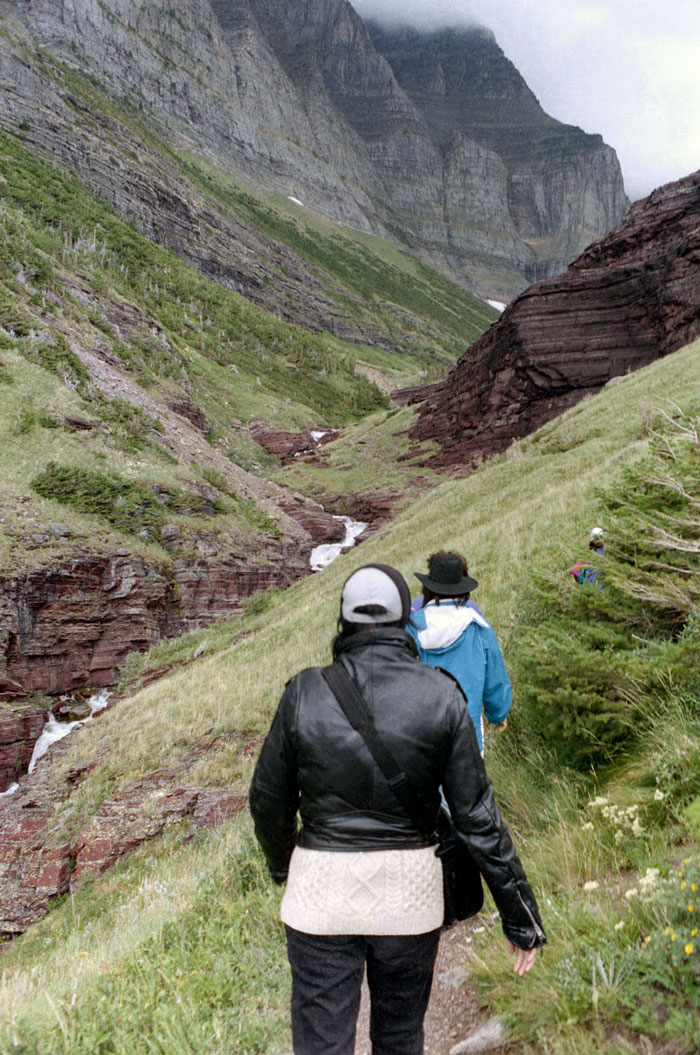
left=310, top=516, right=368, bottom=571
left=0, top=690, right=112, bottom=800
left=2, top=517, right=366, bottom=799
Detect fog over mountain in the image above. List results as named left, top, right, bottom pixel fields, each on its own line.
left=352, top=0, right=700, bottom=200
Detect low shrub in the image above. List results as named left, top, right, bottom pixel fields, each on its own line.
left=513, top=412, right=700, bottom=770
left=30, top=462, right=223, bottom=539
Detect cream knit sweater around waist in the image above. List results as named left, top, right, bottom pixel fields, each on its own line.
left=280, top=845, right=444, bottom=936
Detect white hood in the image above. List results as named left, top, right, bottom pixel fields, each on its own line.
left=417, top=604, right=489, bottom=652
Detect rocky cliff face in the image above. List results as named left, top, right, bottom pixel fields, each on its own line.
left=408, top=170, right=700, bottom=470
left=363, top=23, right=629, bottom=294
left=0, top=0, right=628, bottom=299
left=0, top=552, right=306, bottom=700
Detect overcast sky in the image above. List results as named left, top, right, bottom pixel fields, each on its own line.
left=351, top=0, right=700, bottom=201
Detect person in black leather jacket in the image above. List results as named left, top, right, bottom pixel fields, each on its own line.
left=249, top=564, right=545, bottom=1055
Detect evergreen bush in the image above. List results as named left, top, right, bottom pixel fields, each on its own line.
left=513, top=412, right=700, bottom=770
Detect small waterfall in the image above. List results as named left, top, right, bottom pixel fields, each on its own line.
left=310, top=516, right=368, bottom=571
left=27, top=689, right=112, bottom=774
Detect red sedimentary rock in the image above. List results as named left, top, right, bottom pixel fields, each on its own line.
left=0, top=731, right=248, bottom=939
left=408, top=170, right=700, bottom=471
left=0, top=552, right=305, bottom=697
left=0, top=703, right=46, bottom=792
left=325, top=490, right=403, bottom=530
left=250, top=423, right=337, bottom=464
left=279, top=498, right=346, bottom=544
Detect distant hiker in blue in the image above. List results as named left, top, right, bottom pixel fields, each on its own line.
left=407, top=552, right=511, bottom=753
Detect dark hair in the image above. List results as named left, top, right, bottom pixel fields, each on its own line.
left=331, top=617, right=403, bottom=659
left=421, top=550, right=471, bottom=606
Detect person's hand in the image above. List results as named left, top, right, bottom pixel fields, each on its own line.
left=508, top=941, right=537, bottom=976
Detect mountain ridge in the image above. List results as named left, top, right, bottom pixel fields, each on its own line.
left=0, top=0, right=628, bottom=299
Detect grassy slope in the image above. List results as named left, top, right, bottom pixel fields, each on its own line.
left=2, top=338, right=700, bottom=1053
left=1, top=25, right=498, bottom=375
left=0, top=119, right=500, bottom=571
left=0, top=128, right=418, bottom=572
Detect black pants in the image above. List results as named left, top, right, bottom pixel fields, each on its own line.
left=284, top=926, right=440, bottom=1055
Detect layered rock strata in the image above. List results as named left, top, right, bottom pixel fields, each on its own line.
left=409, top=170, right=700, bottom=470
left=250, top=423, right=338, bottom=464
left=0, top=552, right=305, bottom=701
left=0, top=0, right=628, bottom=299
left=0, top=703, right=46, bottom=792
left=0, top=728, right=255, bottom=938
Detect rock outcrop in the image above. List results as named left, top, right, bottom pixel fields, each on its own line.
left=0, top=552, right=306, bottom=705
left=250, top=423, right=338, bottom=464
left=0, top=0, right=627, bottom=300
left=0, top=703, right=46, bottom=792
left=409, top=170, right=700, bottom=471
left=0, top=725, right=254, bottom=938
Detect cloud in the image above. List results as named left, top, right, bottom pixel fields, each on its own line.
left=351, top=0, right=700, bottom=199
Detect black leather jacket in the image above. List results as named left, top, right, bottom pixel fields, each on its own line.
left=249, top=626, right=546, bottom=949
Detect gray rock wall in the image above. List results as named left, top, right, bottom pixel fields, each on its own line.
left=0, top=0, right=629, bottom=299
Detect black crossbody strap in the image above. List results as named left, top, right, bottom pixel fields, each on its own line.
left=321, top=663, right=436, bottom=841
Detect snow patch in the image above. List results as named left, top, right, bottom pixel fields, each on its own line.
left=288, top=196, right=305, bottom=208
left=487, top=299, right=506, bottom=313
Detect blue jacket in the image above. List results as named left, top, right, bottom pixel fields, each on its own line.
left=407, top=601, right=511, bottom=751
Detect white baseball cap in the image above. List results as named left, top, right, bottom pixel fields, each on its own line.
left=340, top=565, right=410, bottom=625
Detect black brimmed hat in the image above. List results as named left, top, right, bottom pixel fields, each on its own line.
left=414, top=552, right=478, bottom=596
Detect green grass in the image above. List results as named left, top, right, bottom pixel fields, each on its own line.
left=0, top=127, right=387, bottom=426
left=0, top=29, right=498, bottom=372
left=269, top=403, right=441, bottom=511
left=3, top=339, right=700, bottom=1052
left=176, top=152, right=496, bottom=356
left=0, top=109, right=497, bottom=571
left=0, top=126, right=399, bottom=571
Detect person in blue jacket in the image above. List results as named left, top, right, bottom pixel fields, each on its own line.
left=407, top=551, right=511, bottom=753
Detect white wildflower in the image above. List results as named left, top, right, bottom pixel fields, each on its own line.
left=581, top=822, right=594, bottom=831
left=654, top=789, right=665, bottom=801
left=639, top=868, right=660, bottom=896
left=583, top=881, right=599, bottom=892
left=614, top=920, right=625, bottom=931
left=624, top=888, right=639, bottom=900
left=614, top=829, right=625, bottom=844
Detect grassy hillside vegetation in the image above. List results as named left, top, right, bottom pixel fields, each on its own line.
left=0, top=116, right=499, bottom=566
left=0, top=128, right=384, bottom=429
left=2, top=340, right=700, bottom=1053
left=6, top=37, right=498, bottom=375
left=0, top=126, right=393, bottom=569
left=178, top=153, right=497, bottom=366
left=270, top=402, right=442, bottom=510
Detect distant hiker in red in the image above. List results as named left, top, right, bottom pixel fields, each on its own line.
left=568, top=527, right=605, bottom=587
left=250, top=563, right=545, bottom=1055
